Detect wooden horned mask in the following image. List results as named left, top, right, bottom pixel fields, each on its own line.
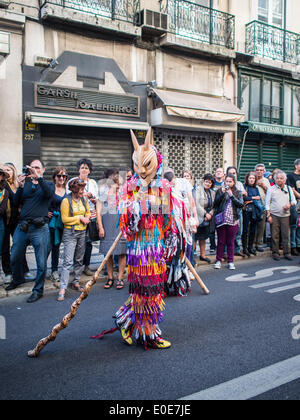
left=131, top=129, right=158, bottom=187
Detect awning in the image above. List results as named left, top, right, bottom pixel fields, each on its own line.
left=152, top=89, right=244, bottom=124
left=25, top=112, right=150, bottom=130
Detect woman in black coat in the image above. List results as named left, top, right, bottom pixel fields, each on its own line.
left=213, top=174, right=244, bottom=271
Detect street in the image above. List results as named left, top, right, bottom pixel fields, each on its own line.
left=0, top=256, right=300, bottom=401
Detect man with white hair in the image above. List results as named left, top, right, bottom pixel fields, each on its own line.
left=265, top=170, right=297, bottom=261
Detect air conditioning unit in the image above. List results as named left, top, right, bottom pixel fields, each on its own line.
left=0, top=0, right=9, bottom=9
left=136, top=9, right=168, bottom=35
left=34, top=55, right=52, bottom=67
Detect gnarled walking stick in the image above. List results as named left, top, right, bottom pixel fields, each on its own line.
left=186, top=257, right=210, bottom=295
left=28, top=231, right=123, bottom=358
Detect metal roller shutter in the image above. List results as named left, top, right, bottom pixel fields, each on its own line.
left=40, top=125, right=133, bottom=180
left=262, top=142, right=280, bottom=174
left=238, top=140, right=260, bottom=182
left=282, top=143, right=300, bottom=174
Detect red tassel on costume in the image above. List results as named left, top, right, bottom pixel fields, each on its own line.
left=91, top=327, right=118, bottom=340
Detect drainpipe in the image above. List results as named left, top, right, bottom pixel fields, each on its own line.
left=283, top=0, right=287, bottom=62
left=229, top=58, right=239, bottom=167
left=238, top=129, right=249, bottom=173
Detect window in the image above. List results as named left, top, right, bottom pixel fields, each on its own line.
left=258, top=0, right=284, bottom=27
left=239, top=75, right=261, bottom=121
left=251, top=78, right=261, bottom=121
left=258, top=0, right=269, bottom=23
left=283, top=85, right=300, bottom=127
left=240, top=75, right=250, bottom=120
left=261, top=79, right=282, bottom=124
left=176, top=0, right=211, bottom=43
left=284, top=85, right=292, bottom=126
left=293, top=88, right=300, bottom=127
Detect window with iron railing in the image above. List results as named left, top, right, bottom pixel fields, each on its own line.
left=240, top=73, right=300, bottom=127
left=246, top=20, right=300, bottom=65
left=160, top=0, right=235, bottom=49
left=258, top=0, right=284, bottom=28
left=40, top=0, right=140, bottom=24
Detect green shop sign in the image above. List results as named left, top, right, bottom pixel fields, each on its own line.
left=248, top=122, right=300, bottom=137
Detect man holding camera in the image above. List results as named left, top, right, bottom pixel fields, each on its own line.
left=5, top=160, right=55, bottom=303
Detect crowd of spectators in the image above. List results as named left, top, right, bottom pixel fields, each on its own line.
left=0, top=157, right=299, bottom=303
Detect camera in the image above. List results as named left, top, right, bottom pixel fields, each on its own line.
left=225, top=186, right=230, bottom=190
left=20, top=220, right=29, bottom=233
left=22, top=166, right=31, bottom=176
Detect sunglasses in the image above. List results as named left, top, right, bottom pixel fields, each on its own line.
left=56, top=174, right=67, bottom=178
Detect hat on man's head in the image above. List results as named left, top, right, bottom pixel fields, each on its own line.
left=0, top=165, right=10, bottom=180
left=264, top=172, right=272, bottom=178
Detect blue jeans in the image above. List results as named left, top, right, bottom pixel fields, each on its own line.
left=0, top=217, right=5, bottom=256
left=11, top=224, right=50, bottom=295
left=234, top=212, right=243, bottom=253
left=290, top=223, right=300, bottom=249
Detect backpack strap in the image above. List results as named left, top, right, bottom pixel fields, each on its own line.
left=80, top=196, right=87, bottom=214
left=67, top=194, right=73, bottom=217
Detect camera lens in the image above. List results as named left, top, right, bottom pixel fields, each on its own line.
left=22, top=166, right=30, bottom=176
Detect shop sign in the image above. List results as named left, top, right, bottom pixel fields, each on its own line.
left=35, top=84, right=140, bottom=118
left=248, top=122, right=300, bottom=138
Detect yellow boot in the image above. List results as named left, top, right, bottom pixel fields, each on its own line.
left=121, top=328, right=133, bottom=346
left=152, top=337, right=171, bottom=349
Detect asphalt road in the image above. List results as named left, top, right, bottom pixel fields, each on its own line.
left=0, top=256, right=299, bottom=401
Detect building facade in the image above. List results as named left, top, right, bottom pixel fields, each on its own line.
left=229, top=0, right=300, bottom=179
left=0, top=0, right=245, bottom=180
left=2, top=1, right=299, bottom=180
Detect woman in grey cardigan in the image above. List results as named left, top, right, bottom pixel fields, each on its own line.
left=195, top=174, right=216, bottom=264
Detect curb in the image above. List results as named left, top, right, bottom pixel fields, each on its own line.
left=0, top=274, right=107, bottom=300
left=194, top=248, right=272, bottom=268
left=0, top=249, right=274, bottom=300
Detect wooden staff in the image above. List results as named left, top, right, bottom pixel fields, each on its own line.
left=186, top=257, right=210, bottom=295
left=27, top=231, right=123, bottom=358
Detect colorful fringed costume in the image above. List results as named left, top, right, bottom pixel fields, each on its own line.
left=115, top=160, right=183, bottom=348
left=93, top=129, right=188, bottom=349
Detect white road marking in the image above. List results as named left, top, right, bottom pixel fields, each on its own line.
left=267, top=282, right=300, bottom=294
left=180, top=355, right=300, bottom=401
left=294, top=295, right=300, bottom=302
left=250, top=276, right=300, bottom=289
left=226, top=266, right=300, bottom=282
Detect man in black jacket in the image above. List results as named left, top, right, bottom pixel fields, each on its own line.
left=5, top=160, right=55, bottom=303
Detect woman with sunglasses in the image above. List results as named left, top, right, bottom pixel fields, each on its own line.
left=48, top=167, right=68, bottom=286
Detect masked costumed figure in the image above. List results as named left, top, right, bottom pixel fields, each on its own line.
left=94, top=129, right=187, bottom=350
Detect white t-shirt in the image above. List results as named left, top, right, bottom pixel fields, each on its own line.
left=172, top=178, right=193, bottom=207
left=236, top=181, right=246, bottom=194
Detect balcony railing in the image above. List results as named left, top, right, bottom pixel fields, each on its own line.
left=40, top=0, right=140, bottom=24
left=261, top=104, right=283, bottom=125
left=160, top=0, right=235, bottom=49
left=246, top=20, right=300, bottom=65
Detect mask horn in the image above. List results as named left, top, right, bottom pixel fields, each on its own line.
left=144, top=128, right=152, bottom=151
left=130, top=130, right=140, bottom=151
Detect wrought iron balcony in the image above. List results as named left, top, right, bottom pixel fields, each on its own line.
left=246, top=20, right=300, bottom=65
left=160, top=0, right=235, bottom=49
left=261, top=104, right=283, bottom=125
left=40, top=0, right=140, bottom=24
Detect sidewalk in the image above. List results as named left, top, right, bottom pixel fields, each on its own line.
left=0, top=242, right=273, bottom=300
